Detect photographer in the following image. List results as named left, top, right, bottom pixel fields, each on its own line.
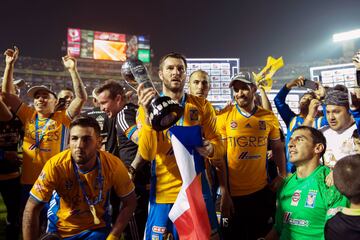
left=274, top=76, right=327, bottom=172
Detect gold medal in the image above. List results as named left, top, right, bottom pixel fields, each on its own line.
left=89, top=205, right=100, bottom=225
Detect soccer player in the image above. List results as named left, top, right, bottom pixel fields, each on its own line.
left=22, top=116, right=136, bottom=240
left=188, top=69, right=211, bottom=99
left=265, top=126, right=348, bottom=240
left=325, top=154, right=360, bottom=239
left=1, top=47, right=87, bottom=206
left=136, top=52, right=226, bottom=239
left=217, top=72, right=286, bottom=239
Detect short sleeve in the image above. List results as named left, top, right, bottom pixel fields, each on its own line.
left=269, top=114, right=281, bottom=140
left=30, top=159, right=57, bottom=203
left=110, top=155, right=135, bottom=198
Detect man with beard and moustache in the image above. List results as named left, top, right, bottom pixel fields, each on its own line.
left=274, top=76, right=327, bottom=172
left=136, top=52, right=228, bottom=240
left=22, top=116, right=136, bottom=240
left=217, top=72, right=286, bottom=239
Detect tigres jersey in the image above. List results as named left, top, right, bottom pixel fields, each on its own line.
left=217, top=105, right=280, bottom=196
left=16, top=104, right=71, bottom=184
left=30, top=149, right=135, bottom=238
left=137, top=94, right=224, bottom=203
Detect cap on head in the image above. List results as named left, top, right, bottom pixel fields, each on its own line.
left=229, top=72, right=255, bottom=88
left=27, top=85, right=57, bottom=99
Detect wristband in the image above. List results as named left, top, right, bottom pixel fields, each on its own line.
left=106, top=233, right=120, bottom=240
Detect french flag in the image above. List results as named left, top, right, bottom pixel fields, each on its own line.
left=168, top=126, right=211, bottom=240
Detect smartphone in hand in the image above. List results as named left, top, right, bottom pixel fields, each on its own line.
left=303, top=79, right=318, bottom=90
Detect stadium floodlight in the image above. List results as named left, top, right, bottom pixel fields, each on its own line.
left=333, top=29, right=360, bottom=42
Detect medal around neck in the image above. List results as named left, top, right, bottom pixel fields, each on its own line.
left=121, top=59, right=184, bottom=131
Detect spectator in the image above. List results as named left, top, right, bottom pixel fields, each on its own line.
left=274, top=76, right=327, bottom=173
left=321, top=87, right=356, bottom=170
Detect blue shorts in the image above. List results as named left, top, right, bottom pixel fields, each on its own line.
left=63, top=227, right=109, bottom=240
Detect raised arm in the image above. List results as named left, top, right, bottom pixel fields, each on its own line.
left=2, top=47, right=18, bottom=94
left=136, top=83, right=158, bottom=161
left=22, top=197, right=45, bottom=240
left=1, top=47, right=23, bottom=111
left=258, top=86, right=273, bottom=111
left=274, top=77, right=307, bottom=126
left=62, top=55, right=87, bottom=118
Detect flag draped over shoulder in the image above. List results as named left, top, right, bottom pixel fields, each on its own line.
left=168, top=125, right=211, bottom=240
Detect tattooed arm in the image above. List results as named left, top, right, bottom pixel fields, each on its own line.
left=22, top=197, right=45, bottom=240
left=63, top=55, right=88, bottom=118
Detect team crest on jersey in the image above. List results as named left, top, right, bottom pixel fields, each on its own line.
left=230, top=121, right=237, bottom=129
left=259, top=120, right=266, bottom=130
left=305, top=190, right=317, bottom=208
left=189, top=109, right=199, bottom=121
left=291, top=190, right=301, bottom=206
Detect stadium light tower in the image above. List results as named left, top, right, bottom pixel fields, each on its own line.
left=333, top=29, right=360, bottom=58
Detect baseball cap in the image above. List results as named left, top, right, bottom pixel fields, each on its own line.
left=229, top=72, right=255, bottom=88
left=27, top=85, right=57, bottom=99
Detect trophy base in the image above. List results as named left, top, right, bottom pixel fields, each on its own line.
left=148, top=96, right=184, bottom=131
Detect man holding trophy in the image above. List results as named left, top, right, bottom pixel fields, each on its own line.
left=126, top=53, right=227, bottom=239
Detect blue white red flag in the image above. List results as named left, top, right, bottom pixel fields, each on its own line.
left=168, top=126, right=211, bottom=240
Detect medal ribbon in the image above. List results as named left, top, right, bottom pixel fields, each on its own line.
left=34, top=114, right=53, bottom=150
left=72, top=156, right=103, bottom=224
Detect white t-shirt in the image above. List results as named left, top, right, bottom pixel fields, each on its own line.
left=321, top=123, right=357, bottom=169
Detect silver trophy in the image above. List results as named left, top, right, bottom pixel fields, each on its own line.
left=121, top=59, right=184, bottom=131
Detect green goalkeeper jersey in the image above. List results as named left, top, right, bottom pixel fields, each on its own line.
left=274, top=165, right=349, bottom=240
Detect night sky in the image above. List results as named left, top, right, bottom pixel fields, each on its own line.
left=1, top=0, right=360, bottom=66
